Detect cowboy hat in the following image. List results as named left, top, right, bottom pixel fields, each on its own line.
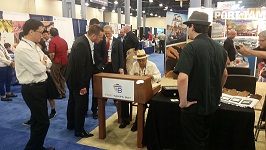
left=183, top=11, right=210, bottom=26
left=133, top=49, right=149, bottom=59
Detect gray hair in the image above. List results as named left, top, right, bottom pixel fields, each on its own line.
left=258, top=30, right=266, bottom=38
left=103, top=25, right=113, bottom=32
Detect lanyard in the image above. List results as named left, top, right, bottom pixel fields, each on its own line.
left=21, top=39, right=41, bottom=61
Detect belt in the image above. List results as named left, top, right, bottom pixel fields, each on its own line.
left=22, top=81, right=46, bottom=87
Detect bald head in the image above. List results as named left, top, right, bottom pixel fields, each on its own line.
left=124, top=25, right=130, bottom=33
left=227, top=30, right=237, bottom=39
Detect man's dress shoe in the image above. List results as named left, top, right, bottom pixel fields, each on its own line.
left=75, top=130, right=94, bottom=138
left=93, top=112, right=98, bottom=119
left=119, top=121, right=130, bottom=128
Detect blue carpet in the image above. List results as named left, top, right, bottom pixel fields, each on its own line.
left=0, top=53, right=164, bottom=149
left=0, top=126, right=100, bottom=150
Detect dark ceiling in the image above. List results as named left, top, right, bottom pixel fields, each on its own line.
left=72, top=0, right=266, bottom=17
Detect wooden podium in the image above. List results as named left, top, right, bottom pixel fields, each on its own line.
left=93, top=73, right=160, bottom=148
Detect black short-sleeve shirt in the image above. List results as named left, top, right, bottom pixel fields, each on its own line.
left=174, top=34, right=227, bottom=115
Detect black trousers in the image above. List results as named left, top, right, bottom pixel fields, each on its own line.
left=67, top=87, right=88, bottom=132
left=90, top=65, right=102, bottom=114
left=121, top=101, right=130, bottom=122
left=21, top=83, right=50, bottom=150
left=159, top=40, right=165, bottom=53
left=180, top=112, right=213, bottom=150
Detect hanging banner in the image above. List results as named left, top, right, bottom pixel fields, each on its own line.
left=90, top=0, right=108, bottom=6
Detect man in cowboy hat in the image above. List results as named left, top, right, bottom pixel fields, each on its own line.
left=119, top=49, right=161, bottom=130
left=173, top=11, right=228, bottom=150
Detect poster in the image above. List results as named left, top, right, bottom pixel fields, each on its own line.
left=166, top=11, right=188, bottom=46
left=165, top=11, right=188, bottom=78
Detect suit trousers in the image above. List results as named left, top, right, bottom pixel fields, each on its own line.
left=67, top=87, right=88, bottom=132
left=21, top=83, right=50, bottom=150
left=90, top=65, right=101, bottom=113
left=0, top=66, right=12, bottom=96
left=50, top=61, right=66, bottom=97
left=180, top=111, right=213, bottom=150
left=126, top=49, right=135, bottom=74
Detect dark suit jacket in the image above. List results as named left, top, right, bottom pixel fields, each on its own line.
left=223, top=38, right=236, bottom=61
left=94, top=36, right=107, bottom=71
left=124, top=31, right=139, bottom=57
left=109, top=37, right=124, bottom=73
left=65, top=35, right=93, bottom=90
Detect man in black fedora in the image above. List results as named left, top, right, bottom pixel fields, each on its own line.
left=173, top=11, right=228, bottom=150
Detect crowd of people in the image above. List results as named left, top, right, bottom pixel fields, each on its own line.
left=0, top=17, right=162, bottom=150
left=1, top=11, right=266, bottom=150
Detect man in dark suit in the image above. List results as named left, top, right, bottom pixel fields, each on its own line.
left=89, top=18, right=108, bottom=119
left=103, top=25, right=124, bottom=74
left=123, top=25, right=139, bottom=74
left=117, top=28, right=125, bottom=44
left=65, top=25, right=104, bottom=138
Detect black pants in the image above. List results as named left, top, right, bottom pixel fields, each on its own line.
left=21, top=83, right=50, bottom=150
left=159, top=40, right=165, bottom=53
left=90, top=66, right=102, bottom=114
left=67, top=87, right=88, bottom=132
left=180, top=112, right=213, bottom=150
left=121, top=101, right=130, bottom=122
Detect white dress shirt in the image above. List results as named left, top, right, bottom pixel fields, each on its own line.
left=129, top=60, right=161, bottom=83
left=85, top=34, right=95, bottom=64
left=15, top=37, right=52, bottom=84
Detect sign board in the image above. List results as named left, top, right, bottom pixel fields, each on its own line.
left=102, top=78, right=134, bottom=101
left=217, top=1, right=236, bottom=10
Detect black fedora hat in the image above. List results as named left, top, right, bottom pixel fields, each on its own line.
left=183, top=11, right=210, bottom=26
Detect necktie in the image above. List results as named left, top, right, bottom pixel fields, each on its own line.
left=106, top=39, right=111, bottom=64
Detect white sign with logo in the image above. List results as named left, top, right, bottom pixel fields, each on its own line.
left=217, top=1, right=236, bottom=10
left=102, top=78, right=134, bottom=101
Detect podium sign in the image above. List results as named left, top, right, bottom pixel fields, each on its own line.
left=102, top=78, right=134, bottom=101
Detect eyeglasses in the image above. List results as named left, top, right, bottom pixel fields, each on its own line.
left=258, top=39, right=266, bottom=42
left=35, top=30, right=43, bottom=34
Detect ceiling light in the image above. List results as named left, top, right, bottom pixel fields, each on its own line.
left=149, top=0, right=153, bottom=2
left=130, top=13, right=132, bottom=15
left=238, top=1, right=242, bottom=4
left=129, top=6, right=131, bottom=8
left=121, top=11, right=124, bottom=13
left=102, top=6, right=105, bottom=10
left=150, top=13, right=153, bottom=16
left=112, top=10, right=115, bottom=13
left=165, top=6, right=168, bottom=9
left=170, top=9, right=173, bottom=11
left=159, top=4, right=163, bottom=7
left=85, top=2, right=89, bottom=6
left=155, top=14, right=157, bottom=16
left=114, top=1, right=118, bottom=4
left=135, top=9, right=137, bottom=11
left=142, top=10, right=145, bottom=13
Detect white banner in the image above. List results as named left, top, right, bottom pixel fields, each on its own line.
left=53, top=16, right=75, bottom=49
left=102, top=78, right=134, bottom=101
